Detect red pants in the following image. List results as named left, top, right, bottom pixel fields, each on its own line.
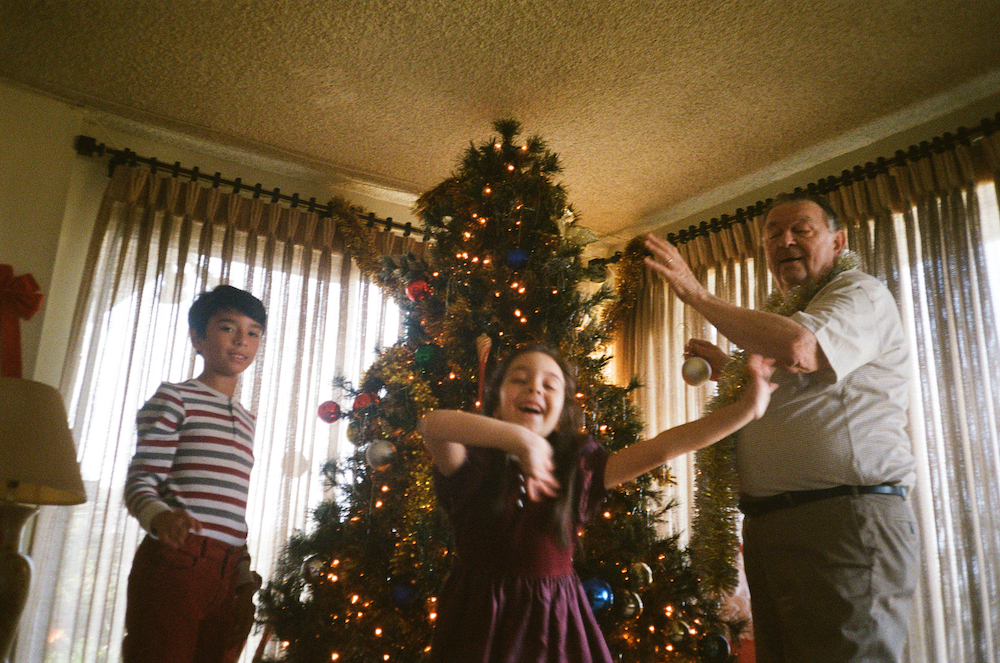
left=123, top=534, right=249, bottom=663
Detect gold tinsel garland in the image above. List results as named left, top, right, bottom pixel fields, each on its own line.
left=356, top=345, right=444, bottom=575
left=329, top=196, right=405, bottom=293
left=691, top=251, right=860, bottom=594
left=604, top=236, right=647, bottom=334
left=363, top=345, right=440, bottom=420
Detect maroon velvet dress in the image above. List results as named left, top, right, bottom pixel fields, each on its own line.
left=430, top=436, right=613, bottom=663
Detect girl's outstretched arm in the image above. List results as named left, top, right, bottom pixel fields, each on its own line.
left=418, top=409, right=559, bottom=500
left=603, top=354, right=777, bottom=489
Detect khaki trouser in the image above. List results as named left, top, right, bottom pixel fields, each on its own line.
left=742, top=493, right=918, bottom=663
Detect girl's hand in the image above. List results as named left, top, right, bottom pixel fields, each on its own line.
left=684, top=338, right=730, bottom=381
left=742, top=354, right=778, bottom=419
left=516, top=433, right=560, bottom=501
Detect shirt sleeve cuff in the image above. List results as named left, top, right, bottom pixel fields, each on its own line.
left=137, top=502, right=172, bottom=536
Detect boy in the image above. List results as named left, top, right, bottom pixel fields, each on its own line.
left=123, top=285, right=267, bottom=663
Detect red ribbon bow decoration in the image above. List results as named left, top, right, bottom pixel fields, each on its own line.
left=0, top=264, right=44, bottom=378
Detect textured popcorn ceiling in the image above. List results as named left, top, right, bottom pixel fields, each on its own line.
left=3, top=0, right=1000, bottom=243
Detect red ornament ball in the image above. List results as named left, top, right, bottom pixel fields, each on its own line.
left=406, top=279, right=432, bottom=302
left=352, top=392, right=379, bottom=411
left=317, top=400, right=342, bottom=423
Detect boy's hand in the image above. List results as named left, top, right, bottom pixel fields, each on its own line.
left=743, top=354, right=778, bottom=420
left=151, top=508, right=202, bottom=548
left=226, top=572, right=261, bottom=650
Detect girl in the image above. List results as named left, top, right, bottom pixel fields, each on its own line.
left=419, top=344, right=776, bottom=663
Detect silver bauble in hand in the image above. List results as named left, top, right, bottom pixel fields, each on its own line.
left=682, top=356, right=712, bottom=386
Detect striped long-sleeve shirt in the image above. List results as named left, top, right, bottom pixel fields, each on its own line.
left=125, top=379, right=255, bottom=547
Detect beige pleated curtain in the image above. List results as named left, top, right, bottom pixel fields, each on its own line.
left=16, top=165, right=424, bottom=663
left=619, top=132, right=1000, bottom=662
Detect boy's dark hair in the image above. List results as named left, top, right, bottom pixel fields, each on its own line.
left=188, top=285, right=267, bottom=337
left=763, top=191, right=842, bottom=232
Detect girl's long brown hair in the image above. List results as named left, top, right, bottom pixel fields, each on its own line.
left=479, top=344, right=587, bottom=548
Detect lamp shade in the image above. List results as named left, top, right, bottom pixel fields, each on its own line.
left=0, top=377, right=86, bottom=505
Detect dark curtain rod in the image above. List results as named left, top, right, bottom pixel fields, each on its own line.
left=74, top=108, right=1000, bottom=248
left=72, top=134, right=623, bottom=266
left=663, top=110, right=1000, bottom=246
left=71, top=133, right=604, bottom=251
left=73, top=135, right=422, bottom=238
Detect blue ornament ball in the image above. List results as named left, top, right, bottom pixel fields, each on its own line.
left=391, top=582, right=419, bottom=607
left=505, top=247, right=529, bottom=269
left=582, top=577, right=614, bottom=613
left=700, top=632, right=731, bottom=663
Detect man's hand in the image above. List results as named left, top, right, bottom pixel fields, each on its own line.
left=685, top=338, right=730, bottom=381
left=742, top=354, right=778, bottom=420
left=643, top=234, right=707, bottom=304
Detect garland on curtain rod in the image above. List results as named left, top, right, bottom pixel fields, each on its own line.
left=73, top=134, right=423, bottom=239
left=664, top=110, right=1000, bottom=247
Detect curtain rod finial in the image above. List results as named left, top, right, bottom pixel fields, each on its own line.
left=74, top=135, right=103, bottom=157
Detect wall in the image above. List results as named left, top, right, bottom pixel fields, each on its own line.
left=596, top=72, right=1000, bottom=252
left=0, top=84, right=80, bottom=383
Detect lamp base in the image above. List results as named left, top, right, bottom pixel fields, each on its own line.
left=0, top=503, right=37, bottom=663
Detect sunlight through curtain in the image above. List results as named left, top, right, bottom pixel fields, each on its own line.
left=15, top=165, right=423, bottom=663
left=622, top=130, right=1000, bottom=663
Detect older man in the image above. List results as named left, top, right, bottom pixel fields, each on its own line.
left=644, top=192, right=918, bottom=663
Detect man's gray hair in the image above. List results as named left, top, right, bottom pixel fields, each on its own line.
left=762, top=191, right=842, bottom=232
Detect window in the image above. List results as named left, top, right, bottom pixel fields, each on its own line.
left=20, top=165, right=406, bottom=663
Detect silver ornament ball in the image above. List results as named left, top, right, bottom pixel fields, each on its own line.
left=682, top=356, right=712, bottom=386
left=365, top=440, right=397, bottom=470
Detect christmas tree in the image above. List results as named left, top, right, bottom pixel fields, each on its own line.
left=257, top=120, right=740, bottom=662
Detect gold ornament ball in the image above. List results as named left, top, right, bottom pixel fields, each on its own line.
left=620, top=589, right=644, bottom=618
left=628, top=561, right=653, bottom=590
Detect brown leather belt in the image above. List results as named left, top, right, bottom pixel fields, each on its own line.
left=738, top=483, right=907, bottom=517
